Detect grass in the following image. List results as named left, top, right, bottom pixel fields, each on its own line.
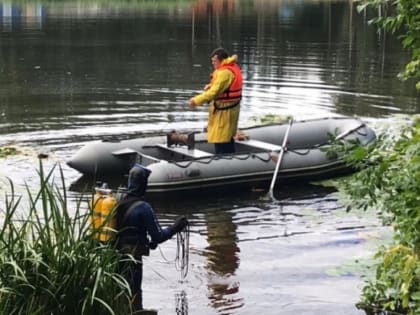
left=0, top=161, right=133, bottom=315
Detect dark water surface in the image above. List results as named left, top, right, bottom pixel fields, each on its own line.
left=0, top=0, right=417, bottom=314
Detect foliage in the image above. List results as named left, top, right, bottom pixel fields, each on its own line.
left=356, top=245, right=420, bottom=315
left=0, top=161, right=133, bottom=314
left=357, top=0, right=420, bottom=90
left=0, top=146, right=18, bottom=158
left=334, top=118, right=420, bottom=314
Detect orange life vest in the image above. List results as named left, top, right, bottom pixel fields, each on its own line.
left=214, top=63, right=243, bottom=103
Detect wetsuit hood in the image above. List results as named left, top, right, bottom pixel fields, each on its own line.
left=127, top=164, right=152, bottom=198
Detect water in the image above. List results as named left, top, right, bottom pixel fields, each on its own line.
left=141, top=186, right=387, bottom=315
left=0, top=0, right=417, bottom=314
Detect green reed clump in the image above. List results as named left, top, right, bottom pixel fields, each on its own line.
left=0, top=161, right=132, bottom=315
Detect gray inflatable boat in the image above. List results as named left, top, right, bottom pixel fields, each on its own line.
left=67, top=117, right=376, bottom=193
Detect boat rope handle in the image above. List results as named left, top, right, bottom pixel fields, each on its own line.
left=286, top=123, right=368, bottom=156
left=167, top=152, right=273, bottom=168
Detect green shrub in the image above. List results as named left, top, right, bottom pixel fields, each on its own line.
left=336, top=118, right=420, bottom=315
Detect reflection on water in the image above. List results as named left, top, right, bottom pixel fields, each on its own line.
left=0, top=3, right=45, bottom=31
left=205, top=210, right=242, bottom=312
left=175, top=290, right=189, bottom=315
left=0, top=0, right=419, bottom=149
left=147, top=183, right=342, bottom=313
left=137, top=182, right=379, bottom=314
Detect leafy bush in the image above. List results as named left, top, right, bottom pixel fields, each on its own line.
left=357, top=245, right=420, bottom=315
left=336, top=118, right=420, bottom=315
left=0, top=162, right=132, bottom=315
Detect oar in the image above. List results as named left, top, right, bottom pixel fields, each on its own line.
left=268, top=119, right=293, bottom=199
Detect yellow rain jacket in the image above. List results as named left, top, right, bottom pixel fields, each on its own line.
left=192, top=55, right=243, bottom=143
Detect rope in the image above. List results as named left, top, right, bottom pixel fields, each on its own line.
left=285, top=124, right=369, bottom=157
left=175, top=224, right=190, bottom=279
left=170, top=152, right=272, bottom=168
left=157, top=223, right=190, bottom=279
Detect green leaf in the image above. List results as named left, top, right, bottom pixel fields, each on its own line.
left=412, top=291, right=420, bottom=300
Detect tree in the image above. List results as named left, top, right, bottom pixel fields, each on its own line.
left=357, top=0, right=420, bottom=90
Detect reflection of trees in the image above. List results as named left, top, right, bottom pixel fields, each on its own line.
left=0, top=2, right=197, bottom=133
left=1, top=0, right=418, bottom=136
left=205, top=209, right=241, bottom=311
left=191, top=0, right=236, bottom=46
left=192, top=0, right=235, bottom=19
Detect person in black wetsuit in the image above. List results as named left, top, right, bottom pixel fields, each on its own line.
left=116, top=163, right=188, bottom=313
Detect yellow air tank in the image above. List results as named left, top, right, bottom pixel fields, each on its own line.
left=90, top=183, right=117, bottom=242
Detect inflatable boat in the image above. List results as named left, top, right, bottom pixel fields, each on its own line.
left=67, top=117, right=376, bottom=193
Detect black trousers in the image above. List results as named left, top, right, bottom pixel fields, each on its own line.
left=119, top=244, right=146, bottom=310
left=128, top=258, right=143, bottom=310
left=214, top=138, right=235, bottom=154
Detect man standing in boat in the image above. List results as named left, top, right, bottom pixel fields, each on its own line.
left=189, top=47, right=243, bottom=154
left=116, top=164, right=188, bottom=313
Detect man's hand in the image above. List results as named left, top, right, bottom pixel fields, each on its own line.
left=172, top=216, right=189, bottom=233
left=189, top=98, right=197, bottom=109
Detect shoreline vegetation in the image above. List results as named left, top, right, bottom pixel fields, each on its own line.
left=0, top=162, right=134, bottom=314
left=332, top=116, right=420, bottom=315
left=344, top=0, right=420, bottom=312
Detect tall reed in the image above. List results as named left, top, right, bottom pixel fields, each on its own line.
left=0, top=161, right=132, bottom=314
